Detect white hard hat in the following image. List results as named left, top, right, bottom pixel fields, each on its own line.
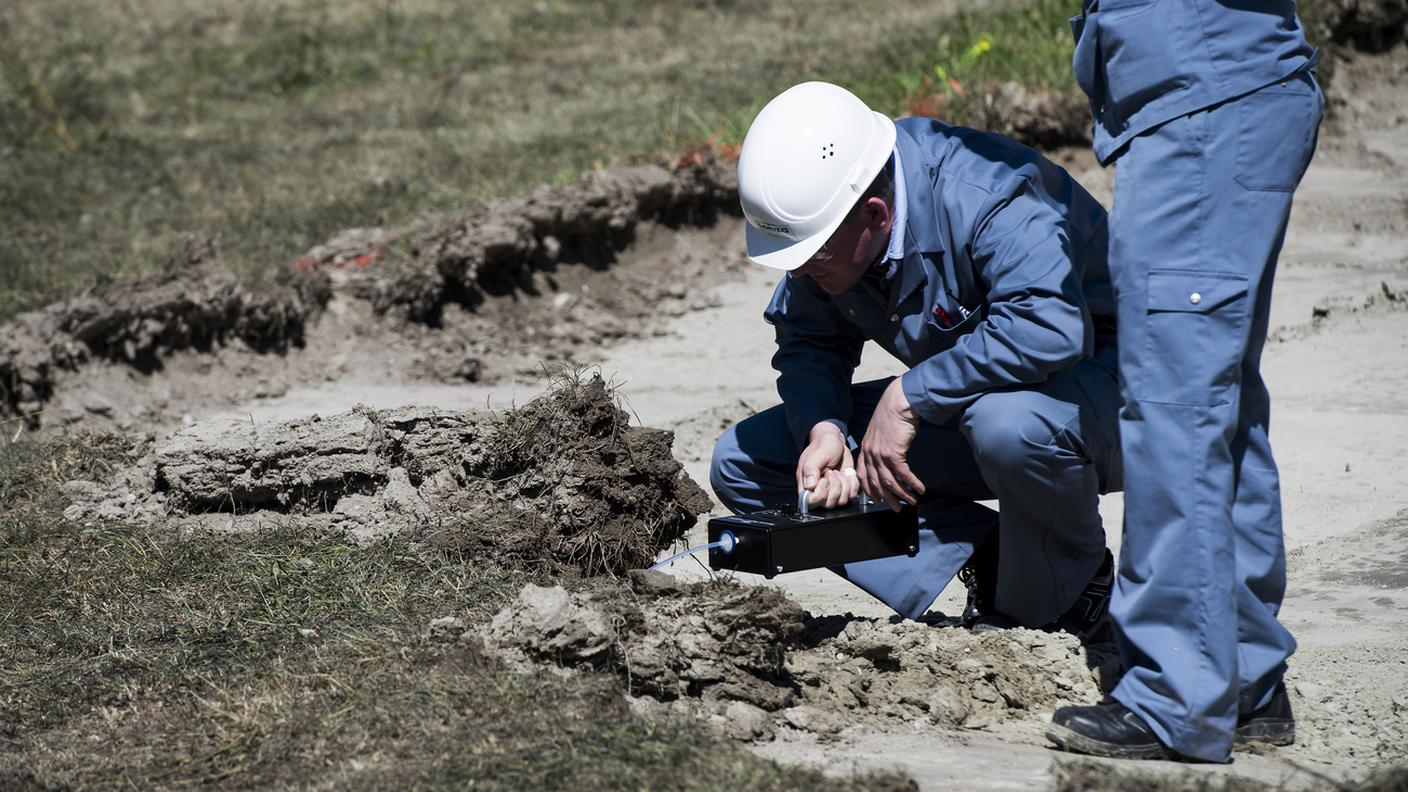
left=738, top=81, right=896, bottom=271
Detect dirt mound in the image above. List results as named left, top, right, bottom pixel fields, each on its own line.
left=479, top=572, right=1114, bottom=742
left=483, top=575, right=805, bottom=710
left=364, top=162, right=737, bottom=326
left=0, top=236, right=328, bottom=425
left=1319, top=0, right=1408, bottom=51
left=988, top=83, right=1092, bottom=150
left=62, top=374, right=711, bottom=575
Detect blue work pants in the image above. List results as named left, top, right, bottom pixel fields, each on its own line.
left=1107, top=72, right=1323, bottom=762
left=710, top=346, right=1121, bottom=624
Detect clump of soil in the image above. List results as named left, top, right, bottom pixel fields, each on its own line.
left=0, top=236, right=329, bottom=425
left=479, top=572, right=1114, bottom=742
left=987, top=82, right=1093, bottom=150
left=482, top=574, right=805, bottom=711
left=63, top=374, right=711, bottom=576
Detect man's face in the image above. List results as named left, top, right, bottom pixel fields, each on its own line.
left=790, top=197, right=891, bottom=295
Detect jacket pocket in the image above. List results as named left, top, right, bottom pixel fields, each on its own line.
left=925, top=299, right=981, bottom=335
left=1097, top=0, right=1189, bottom=120
left=1070, top=11, right=1101, bottom=103
left=1140, top=269, right=1248, bottom=403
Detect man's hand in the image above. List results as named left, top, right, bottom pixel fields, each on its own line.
left=857, top=378, right=926, bottom=511
left=797, top=422, right=860, bottom=510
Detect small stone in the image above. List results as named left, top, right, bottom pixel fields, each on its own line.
left=1295, top=681, right=1328, bottom=703
left=298, top=628, right=318, bottom=638
left=253, top=380, right=289, bottom=399
left=782, top=705, right=845, bottom=735
left=83, top=394, right=115, bottom=417
left=722, top=700, right=773, bottom=741
left=427, top=616, right=468, bottom=642
left=94, top=502, right=124, bottom=520
left=540, top=235, right=562, bottom=261
left=62, top=503, right=87, bottom=521
left=629, top=568, right=684, bottom=596
left=59, top=479, right=105, bottom=501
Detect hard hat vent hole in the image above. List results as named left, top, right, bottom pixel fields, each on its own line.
left=822, top=142, right=836, bottom=160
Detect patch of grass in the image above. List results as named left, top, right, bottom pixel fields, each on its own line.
left=859, top=0, right=1082, bottom=123
left=0, top=0, right=1011, bottom=322
left=0, top=435, right=911, bottom=789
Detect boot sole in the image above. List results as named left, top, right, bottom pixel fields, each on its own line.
left=1235, top=719, right=1295, bottom=747
left=1045, top=724, right=1174, bottom=760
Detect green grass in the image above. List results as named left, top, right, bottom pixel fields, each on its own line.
left=0, top=433, right=912, bottom=790
left=0, top=0, right=1058, bottom=322
left=854, top=0, right=1081, bottom=119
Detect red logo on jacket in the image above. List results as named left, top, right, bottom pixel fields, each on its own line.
left=933, top=304, right=955, bottom=329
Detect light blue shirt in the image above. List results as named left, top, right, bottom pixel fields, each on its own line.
left=880, top=146, right=907, bottom=278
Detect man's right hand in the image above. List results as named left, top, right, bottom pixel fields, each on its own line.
left=797, top=422, right=860, bottom=510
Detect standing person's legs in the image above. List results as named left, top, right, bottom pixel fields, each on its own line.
left=1097, top=74, right=1322, bottom=762
left=1230, top=300, right=1295, bottom=715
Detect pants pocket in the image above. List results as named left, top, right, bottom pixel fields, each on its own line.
left=1141, top=269, right=1248, bottom=403
left=1234, top=74, right=1324, bottom=192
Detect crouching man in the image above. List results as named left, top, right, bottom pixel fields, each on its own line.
left=710, top=82, right=1119, bottom=633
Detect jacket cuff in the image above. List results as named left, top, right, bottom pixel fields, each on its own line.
left=900, top=369, right=956, bottom=426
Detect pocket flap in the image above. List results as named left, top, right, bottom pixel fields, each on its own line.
left=1147, top=270, right=1247, bottom=313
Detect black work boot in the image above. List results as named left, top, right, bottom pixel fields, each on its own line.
left=969, top=548, right=1114, bottom=640
left=1050, top=548, right=1114, bottom=640
left=1236, top=681, right=1295, bottom=747
left=958, top=533, right=1000, bottom=628
left=1047, top=699, right=1175, bottom=760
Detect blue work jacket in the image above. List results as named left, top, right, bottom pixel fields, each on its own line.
left=1071, top=0, right=1317, bottom=164
left=765, top=117, right=1112, bottom=446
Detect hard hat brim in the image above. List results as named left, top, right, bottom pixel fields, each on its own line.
left=744, top=215, right=844, bottom=271
left=742, top=109, right=895, bottom=272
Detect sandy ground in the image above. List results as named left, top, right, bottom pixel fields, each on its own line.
left=33, top=47, right=1406, bottom=790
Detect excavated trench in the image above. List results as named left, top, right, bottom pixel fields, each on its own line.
left=0, top=159, right=739, bottom=429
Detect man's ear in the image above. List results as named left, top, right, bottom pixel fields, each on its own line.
left=861, top=196, right=891, bottom=231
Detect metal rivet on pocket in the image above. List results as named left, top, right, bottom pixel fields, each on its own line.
left=889, top=313, right=899, bottom=322
left=848, top=308, right=856, bottom=317
left=1190, top=292, right=1202, bottom=305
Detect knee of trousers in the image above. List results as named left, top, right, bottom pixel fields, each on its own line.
left=709, top=423, right=755, bottom=513
left=960, top=391, right=1079, bottom=490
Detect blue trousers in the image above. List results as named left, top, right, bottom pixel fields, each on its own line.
left=1107, top=72, right=1323, bottom=761
left=710, top=344, right=1122, bottom=624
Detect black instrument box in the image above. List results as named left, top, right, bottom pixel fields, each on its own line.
left=707, top=502, right=919, bottom=578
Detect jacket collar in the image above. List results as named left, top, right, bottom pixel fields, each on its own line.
left=889, top=124, right=944, bottom=308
